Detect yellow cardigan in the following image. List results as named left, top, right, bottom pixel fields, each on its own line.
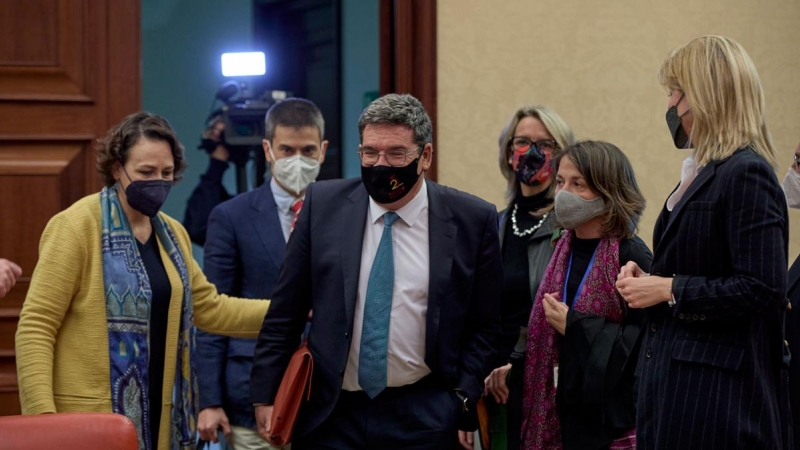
left=15, top=193, right=270, bottom=450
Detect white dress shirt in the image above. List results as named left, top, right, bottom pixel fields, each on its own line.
left=342, top=181, right=431, bottom=391
left=270, top=177, right=301, bottom=242
left=667, top=155, right=702, bottom=211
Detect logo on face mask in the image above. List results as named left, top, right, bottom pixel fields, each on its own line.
left=512, top=145, right=552, bottom=186
left=389, top=175, right=405, bottom=191
left=361, top=157, right=421, bottom=204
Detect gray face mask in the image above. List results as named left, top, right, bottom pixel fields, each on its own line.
left=554, top=190, right=605, bottom=230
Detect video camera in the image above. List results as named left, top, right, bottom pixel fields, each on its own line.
left=199, top=52, right=291, bottom=193
left=213, top=82, right=290, bottom=148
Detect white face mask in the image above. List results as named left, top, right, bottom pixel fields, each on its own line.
left=269, top=146, right=321, bottom=195
left=782, top=168, right=800, bottom=209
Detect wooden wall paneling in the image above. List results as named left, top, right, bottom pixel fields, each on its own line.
left=0, top=0, right=141, bottom=416
left=379, top=0, right=437, bottom=180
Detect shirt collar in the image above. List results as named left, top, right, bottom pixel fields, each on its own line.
left=368, top=179, right=428, bottom=227
left=271, top=177, right=300, bottom=213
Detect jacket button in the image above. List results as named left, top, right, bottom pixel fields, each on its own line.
left=344, top=332, right=349, bottom=338
left=339, top=369, right=344, bottom=375
left=692, top=314, right=699, bottom=321
left=700, top=314, right=706, bottom=320
left=645, top=349, right=652, bottom=358
left=678, top=313, right=685, bottom=320
left=650, top=323, right=657, bottom=333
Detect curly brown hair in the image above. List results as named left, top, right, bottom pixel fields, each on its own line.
left=96, top=111, right=187, bottom=187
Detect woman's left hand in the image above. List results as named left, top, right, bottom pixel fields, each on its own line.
left=543, top=293, right=568, bottom=335
left=616, top=275, right=672, bottom=309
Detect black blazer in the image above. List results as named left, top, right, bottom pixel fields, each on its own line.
left=636, top=148, right=792, bottom=450
left=786, top=255, right=800, bottom=449
left=196, top=182, right=284, bottom=429
left=250, top=178, right=504, bottom=437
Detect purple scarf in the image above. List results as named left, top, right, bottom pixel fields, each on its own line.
left=521, top=230, right=631, bottom=449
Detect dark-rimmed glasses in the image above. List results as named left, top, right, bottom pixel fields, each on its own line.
left=509, top=136, right=559, bottom=154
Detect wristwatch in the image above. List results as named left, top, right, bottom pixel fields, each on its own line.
left=454, top=389, right=469, bottom=413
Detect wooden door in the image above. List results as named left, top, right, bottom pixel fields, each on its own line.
left=0, top=0, right=140, bottom=415
left=380, top=0, right=437, bottom=180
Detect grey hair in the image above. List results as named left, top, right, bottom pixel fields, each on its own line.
left=264, top=98, right=325, bottom=142
left=358, top=93, right=433, bottom=148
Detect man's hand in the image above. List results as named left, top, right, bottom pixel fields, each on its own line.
left=197, top=407, right=231, bottom=443
left=0, top=259, right=22, bottom=298
left=484, top=363, right=512, bottom=404
left=255, top=404, right=274, bottom=442
left=458, top=430, right=475, bottom=449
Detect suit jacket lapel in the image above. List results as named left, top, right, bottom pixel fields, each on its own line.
left=425, top=181, right=457, bottom=365
left=655, top=163, right=717, bottom=255
left=341, top=185, right=369, bottom=330
left=250, top=183, right=285, bottom=271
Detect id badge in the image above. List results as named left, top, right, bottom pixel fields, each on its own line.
left=553, top=364, right=559, bottom=389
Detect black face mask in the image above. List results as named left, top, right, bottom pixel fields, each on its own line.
left=361, top=157, right=421, bottom=204
left=122, top=168, right=172, bottom=218
left=666, top=95, right=691, bottom=149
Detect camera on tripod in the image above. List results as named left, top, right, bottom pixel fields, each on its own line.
left=200, top=52, right=291, bottom=193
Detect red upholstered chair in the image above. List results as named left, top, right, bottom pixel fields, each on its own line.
left=0, top=412, right=139, bottom=450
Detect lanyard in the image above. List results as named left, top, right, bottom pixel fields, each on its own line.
left=562, top=245, right=599, bottom=307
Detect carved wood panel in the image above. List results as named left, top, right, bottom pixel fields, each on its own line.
left=0, top=0, right=140, bottom=415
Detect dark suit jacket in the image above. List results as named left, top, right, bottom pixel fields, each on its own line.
left=787, top=255, right=800, bottom=449
left=197, top=181, right=284, bottom=429
left=636, top=148, right=792, bottom=450
left=249, top=178, right=504, bottom=436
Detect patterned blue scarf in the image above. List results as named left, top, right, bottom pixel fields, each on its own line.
left=101, top=186, right=197, bottom=450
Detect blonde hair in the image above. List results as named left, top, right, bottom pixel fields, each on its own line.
left=497, top=106, right=576, bottom=205
left=658, top=35, right=776, bottom=167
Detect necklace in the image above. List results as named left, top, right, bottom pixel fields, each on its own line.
left=511, top=203, right=548, bottom=237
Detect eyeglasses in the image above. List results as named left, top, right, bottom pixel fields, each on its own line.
left=794, top=153, right=799, bottom=170
left=509, top=136, right=559, bottom=154
left=358, top=147, right=421, bottom=167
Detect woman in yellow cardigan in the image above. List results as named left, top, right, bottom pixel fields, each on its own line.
left=15, top=112, right=270, bottom=450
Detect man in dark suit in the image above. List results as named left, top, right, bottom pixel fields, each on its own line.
left=196, top=98, right=327, bottom=449
left=782, top=140, right=800, bottom=449
left=250, top=93, right=505, bottom=449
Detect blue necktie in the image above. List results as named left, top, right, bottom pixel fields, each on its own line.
left=358, top=211, right=400, bottom=398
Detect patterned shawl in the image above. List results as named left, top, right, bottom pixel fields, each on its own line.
left=101, top=186, right=198, bottom=450
left=521, top=230, right=626, bottom=450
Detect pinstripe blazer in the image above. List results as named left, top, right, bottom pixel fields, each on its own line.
left=636, top=148, right=792, bottom=450
left=786, top=256, right=800, bottom=449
